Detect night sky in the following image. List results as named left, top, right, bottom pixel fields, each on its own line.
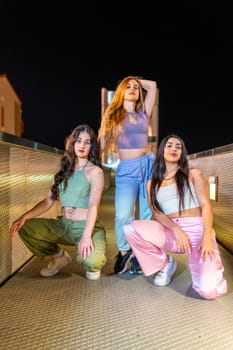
left=1, top=2, right=232, bottom=154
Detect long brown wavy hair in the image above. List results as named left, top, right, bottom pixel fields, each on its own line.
left=50, top=124, right=102, bottom=200
left=98, top=76, right=145, bottom=152
left=150, top=134, right=194, bottom=215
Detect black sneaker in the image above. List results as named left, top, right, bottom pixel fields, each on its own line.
left=129, top=256, right=143, bottom=275
left=114, top=250, right=133, bottom=274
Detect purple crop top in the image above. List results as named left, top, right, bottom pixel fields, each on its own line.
left=117, top=109, right=149, bottom=149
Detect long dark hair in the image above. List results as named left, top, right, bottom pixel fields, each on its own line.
left=150, top=134, right=193, bottom=215
left=51, top=124, right=102, bottom=200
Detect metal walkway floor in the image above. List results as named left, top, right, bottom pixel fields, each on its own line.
left=0, top=186, right=233, bottom=350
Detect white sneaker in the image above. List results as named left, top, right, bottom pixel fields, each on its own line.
left=153, top=255, right=177, bottom=286
left=85, top=271, right=101, bottom=280
left=40, top=250, right=72, bottom=277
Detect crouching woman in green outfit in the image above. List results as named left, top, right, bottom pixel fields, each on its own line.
left=10, top=124, right=107, bottom=280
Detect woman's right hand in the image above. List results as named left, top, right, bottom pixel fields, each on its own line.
left=10, top=191, right=55, bottom=238
left=152, top=207, right=192, bottom=254
left=172, top=226, right=192, bottom=254
left=77, top=235, right=94, bottom=259
left=10, top=216, right=26, bottom=237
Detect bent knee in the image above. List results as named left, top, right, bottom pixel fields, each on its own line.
left=123, top=223, right=134, bottom=240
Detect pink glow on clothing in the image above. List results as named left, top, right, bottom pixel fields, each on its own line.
left=124, top=217, right=227, bottom=300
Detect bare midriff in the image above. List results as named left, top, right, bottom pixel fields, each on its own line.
left=168, top=207, right=202, bottom=219
left=63, top=207, right=88, bottom=221
left=118, top=147, right=149, bottom=160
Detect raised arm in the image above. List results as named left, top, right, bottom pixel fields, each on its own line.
left=140, top=79, right=157, bottom=117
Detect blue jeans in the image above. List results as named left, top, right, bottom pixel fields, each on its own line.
left=115, top=151, right=155, bottom=251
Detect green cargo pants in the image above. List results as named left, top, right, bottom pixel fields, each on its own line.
left=19, top=216, right=107, bottom=272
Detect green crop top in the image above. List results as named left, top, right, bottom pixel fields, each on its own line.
left=59, top=170, right=90, bottom=208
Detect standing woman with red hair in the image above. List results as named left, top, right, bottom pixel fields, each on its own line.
left=98, top=76, right=161, bottom=275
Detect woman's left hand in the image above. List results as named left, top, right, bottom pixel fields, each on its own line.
left=77, top=236, right=94, bottom=259
left=198, top=237, right=217, bottom=263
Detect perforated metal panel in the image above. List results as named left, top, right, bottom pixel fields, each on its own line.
left=0, top=140, right=62, bottom=284
left=189, top=147, right=233, bottom=254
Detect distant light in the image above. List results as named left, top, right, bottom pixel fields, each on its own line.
left=208, top=176, right=218, bottom=201
left=107, top=91, right=115, bottom=105
left=102, top=152, right=119, bottom=171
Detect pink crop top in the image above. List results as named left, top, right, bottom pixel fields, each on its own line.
left=117, top=109, right=149, bottom=149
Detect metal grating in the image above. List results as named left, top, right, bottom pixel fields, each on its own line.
left=0, top=186, right=232, bottom=350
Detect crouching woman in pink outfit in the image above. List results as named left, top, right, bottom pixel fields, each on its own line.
left=123, top=134, right=227, bottom=300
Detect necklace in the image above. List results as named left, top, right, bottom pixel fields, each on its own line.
left=163, top=167, right=179, bottom=181
left=163, top=175, right=175, bottom=181
left=163, top=168, right=179, bottom=181
left=76, top=159, right=88, bottom=171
